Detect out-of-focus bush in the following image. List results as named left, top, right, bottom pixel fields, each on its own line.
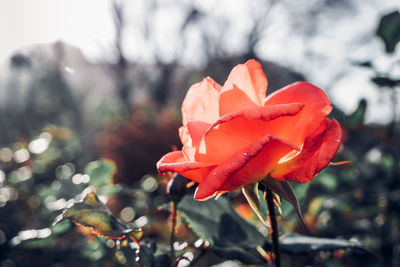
left=96, top=105, right=181, bottom=186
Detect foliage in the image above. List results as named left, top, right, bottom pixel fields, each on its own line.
left=376, top=10, right=400, bottom=53
left=55, top=191, right=142, bottom=242
left=178, top=194, right=266, bottom=264
left=1, top=7, right=400, bottom=267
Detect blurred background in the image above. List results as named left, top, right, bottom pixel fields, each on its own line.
left=0, top=0, right=400, bottom=266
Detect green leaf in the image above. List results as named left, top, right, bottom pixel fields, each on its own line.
left=261, top=179, right=308, bottom=227
left=178, top=194, right=267, bottom=264
left=137, top=239, right=170, bottom=267
left=178, top=194, right=264, bottom=246
left=279, top=233, right=367, bottom=254
left=211, top=245, right=265, bottom=265
left=212, top=214, right=266, bottom=264
left=55, top=191, right=142, bottom=242
left=256, top=184, right=269, bottom=218
left=84, top=159, right=117, bottom=187
left=376, top=10, right=400, bottom=53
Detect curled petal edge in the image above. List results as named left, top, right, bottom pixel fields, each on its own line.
left=200, top=103, right=305, bottom=147
left=270, top=119, right=343, bottom=183
left=194, top=135, right=299, bottom=201
left=157, top=151, right=217, bottom=184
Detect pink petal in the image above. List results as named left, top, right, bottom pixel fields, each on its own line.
left=182, top=77, right=221, bottom=125
left=182, top=145, right=196, bottom=161
left=194, top=135, right=298, bottom=201
left=221, top=59, right=268, bottom=106
left=157, top=151, right=217, bottom=184
left=196, top=103, right=304, bottom=164
left=187, top=120, right=211, bottom=148
left=179, top=126, right=190, bottom=146
left=270, top=119, right=342, bottom=183
left=219, top=84, right=259, bottom=116
left=263, top=81, right=332, bottom=148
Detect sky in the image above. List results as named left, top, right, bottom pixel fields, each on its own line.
left=1, top=0, right=400, bottom=123
left=0, top=0, right=115, bottom=63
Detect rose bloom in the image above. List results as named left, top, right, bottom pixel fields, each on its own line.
left=157, top=60, right=342, bottom=201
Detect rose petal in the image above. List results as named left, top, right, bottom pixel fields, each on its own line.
left=219, top=84, right=259, bottom=116
left=179, top=126, right=190, bottom=146
left=157, top=151, right=217, bottom=183
left=210, top=103, right=304, bottom=137
left=270, top=119, right=342, bottom=183
left=221, top=59, right=268, bottom=107
left=187, top=120, right=211, bottom=148
left=197, top=104, right=304, bottom=164
left=194, top=135, right=298, bottom=201
left=263, top=81, right=332, bottom=147
left=182, top=145, right=196, bottom=161
left=182, top=77, right=221, bottom=125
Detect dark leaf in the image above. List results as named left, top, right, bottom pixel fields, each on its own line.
left=137, top=242, right=169, bottom=267
left=178, top=194, right=267, bottom=264
left=137, top=239, right=172, bottom=267
left=371, top=76, right=400, bottom=88
left=217, top=214, right=248, bottom=243
left=211, top=245, right=265, bottom=265
left=212, top=214, right=267, bottom=264
left=178, top=194, right=264, bottom=247
left=55, top=191, right=142, bottom=242
left=189, top=249, right=226, bottom=267
left=279, top=233, right=368, bottom=254
left=376, top=10, right=400, bottom=53
left=260, top=179, right=307, bottom=228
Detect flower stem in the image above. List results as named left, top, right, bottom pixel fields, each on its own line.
left=266, top=187, right=281, bottom=267
left=170, top=201, right=177, bottom=267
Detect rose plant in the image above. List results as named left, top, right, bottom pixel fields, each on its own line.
left=157, top=59, right=342, bottom=201
left=16, top=60, right=361, bottom=267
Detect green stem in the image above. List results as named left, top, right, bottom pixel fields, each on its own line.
left=170, top=201, right=177, bottom=267
left=266, top=187, right=281, bottom=267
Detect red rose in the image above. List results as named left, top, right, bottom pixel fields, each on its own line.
left=157, top=60, right=342, bottom=201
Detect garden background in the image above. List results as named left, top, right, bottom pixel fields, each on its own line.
left=1, top=0, right=400, bottom=266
